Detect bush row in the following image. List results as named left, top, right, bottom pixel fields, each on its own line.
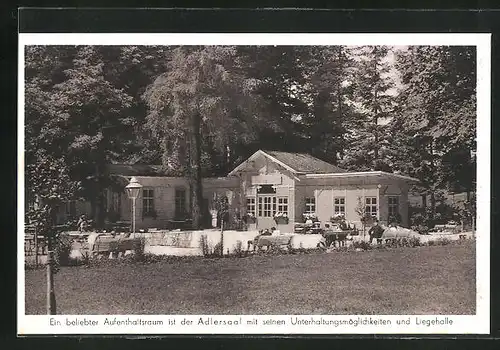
left=25, top=233, right=472, bottom=270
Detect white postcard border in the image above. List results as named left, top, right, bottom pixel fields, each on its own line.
left=18, top=32, right=491, bottom=335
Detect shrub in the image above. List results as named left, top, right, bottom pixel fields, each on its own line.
left=412, top=225, right=429, bottom=235
left=258, top=244, right=289, bottom=256
left=213, top=241, right=223, bottom=257
left=199, top=235, right=211, bottom=257
left=233, top=240, right=244, bottom=257
left=408, top=236, right=422, bottom=247
left=336, top=246, right=349, bottom=253
left=132, top=237, right=147, bottom=262
left=25, top=260, right=43, bottom=270
left=53, top=233, right=74, bottom=269
left=352, top=240, right=372, bottom=251
left=435, top=237, right=452, bottom=246
left=384, top=239, right=398, bottom=248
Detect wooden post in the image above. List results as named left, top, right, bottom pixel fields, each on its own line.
left=34, top=225, right=38, bottom=268
left=46, top=231, right=56, bottom=315
left=220, top=220, right=224, bottom=257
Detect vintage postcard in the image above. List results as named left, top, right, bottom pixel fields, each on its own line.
left=18, top=33, right=490, bottom=335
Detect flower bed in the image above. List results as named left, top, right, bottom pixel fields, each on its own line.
left=303, top=213, right=318, bottom=222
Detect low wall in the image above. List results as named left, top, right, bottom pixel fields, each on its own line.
left=289, top=234, right=324, bottom=249
left=65, top=230, right=477, bottom=259
left=144, top=230, right=259, bottom=256
left=143, top=230, right=331, bottom=256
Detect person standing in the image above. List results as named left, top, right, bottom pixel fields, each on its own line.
left=77, top=214, right=87, bottom=232
left=368, top=219, right=385, bottom=244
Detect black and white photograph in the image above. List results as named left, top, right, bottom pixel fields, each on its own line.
left=18, top=33, right=490, bottom=334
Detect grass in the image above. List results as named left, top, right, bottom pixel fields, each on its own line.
left=24, top=241, right=476, bottom=315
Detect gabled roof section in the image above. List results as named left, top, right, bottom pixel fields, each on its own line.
left=106, top=164, right=165, bottom=177
left=227, top=150, right=347, bottom=176
left=265, top=151, right=347, bottom=174
left=305, top=171, right=420, bottom=183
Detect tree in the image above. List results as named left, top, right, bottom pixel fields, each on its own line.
left=299, top=46, right=358, bottom=165
left=25, top=46, right=82, bottom=228
left=143, top=46, right=261, bottom=228
left=341, top=46, right=396, bottom=171
left=25, top=45, right=143, bottom=227
left=235, top=46, right=312, bottom=157
left=392, top=46, right=476, bottom=216
left=50, top=46, right=135, bottom=226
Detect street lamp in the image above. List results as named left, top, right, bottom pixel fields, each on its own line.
left=125, top=176, right=142, bottom=237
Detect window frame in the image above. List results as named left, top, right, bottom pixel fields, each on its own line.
left=333, top=196, right=346, bottom=216
left=305, top=197, right=316, bottom=214
left=365, top=196, right=378, bottom=217
left=142, top=188, right=155, bottom=217
left=258, top=195, right=277, bottom=217
left=277, top=196, right=289, bottom=216
left=246, top=197, right=256, bottom=216
left=110, top=192, right=121, bottom=214
left=174, top=187, right=187, bottom=218
left=388, top=196, right=400, bottom=217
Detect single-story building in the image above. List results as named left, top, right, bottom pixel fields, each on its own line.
left=57, top=150, right=419, bottom=232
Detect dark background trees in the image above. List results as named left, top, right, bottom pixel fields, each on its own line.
left=24, top=44, right=477, bottom=230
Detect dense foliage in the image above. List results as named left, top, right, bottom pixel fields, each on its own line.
left=24, top=45, right=477, bottom=230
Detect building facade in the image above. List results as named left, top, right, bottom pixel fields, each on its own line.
left=57, top=150, right=418, bottom=231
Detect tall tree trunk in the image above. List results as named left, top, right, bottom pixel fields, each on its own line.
left=429, top=192, right=436, bottom=225
left=189, top=112, right=204, bottom=229
left=373, top=88, right=379, bottom=162
left=337, top=48, right=344, bottom=165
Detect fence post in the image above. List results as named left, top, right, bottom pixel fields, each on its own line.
left=34, top=225, right=38, bottom=268
left=46, top=230, right=56, bottom=315
left=220, top=221, right=224, bottom=257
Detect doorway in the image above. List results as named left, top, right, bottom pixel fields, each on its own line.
left=257, top=195, right=276, bottom=230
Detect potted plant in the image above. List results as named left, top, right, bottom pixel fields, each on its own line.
left=274, top=212, right=289, bottom=225
left=330, top=213, right=346, bottom=224
left=303, top=213, right=318, bottom=223
left=245, top=212, right=257, bottom=224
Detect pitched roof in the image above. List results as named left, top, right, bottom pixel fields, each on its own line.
left=106, top=164, right=165, bottom=177
left=263, top=150, right=347, bottom=174
left=228, top=150, right=348, bottom=176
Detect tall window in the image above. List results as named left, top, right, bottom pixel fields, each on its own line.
left=143, top=188, right=155, bottom=216
left=334, top=197, right=346, bottom=215
left=175, top=188, right=186, bottom=218
left=65, top=200, right=76, bottom=218
left=246, top=197, right=256, bottom=216
left=277, top=197, right=288, bottom=215
left=305, top=197, right=316, bottom=214
left=110, top=192, right=121, bottom=215
left=258, top=196, right=276, bottom=217
left=365, top=197, right=378, bottom=217
left=388, top=196, right=399, bottom=216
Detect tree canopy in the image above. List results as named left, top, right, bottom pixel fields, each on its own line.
left=24, top=44, right=477, bottom=229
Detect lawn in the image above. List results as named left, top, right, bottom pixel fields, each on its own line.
left=24, top=241, right=476, bottom=315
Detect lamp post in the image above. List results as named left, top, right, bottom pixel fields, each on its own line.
left=125, top=177, right=142, bottom=238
